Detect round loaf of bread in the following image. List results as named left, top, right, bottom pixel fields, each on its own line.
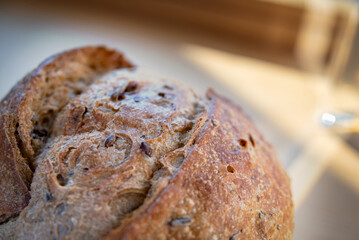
left=0, top=46, right=294, bottom=239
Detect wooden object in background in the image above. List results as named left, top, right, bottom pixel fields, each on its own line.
left=104, top=0, right=357, bottom=78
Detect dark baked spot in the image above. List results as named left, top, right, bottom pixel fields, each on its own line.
left=111, top=82, right=138, bottom=101
left=74, top=89, right=82, bottom=95
left=257, top=195, right=261, bottom=202
left=140, top=142, right=151, bottom=157
left=45, top=191, right=53, bottom=202
left=258, top=210, right=266, bottom=219
left=239, top=139, right=248, bottom=148
left=31, top=129, right=48, bottom=139
left=149, top=99, right=173, bottom=108
left=56, top=174, right=68, bottom=186
left=227, top=165, right=235, bottom=173
left=249, top=134, right=255, bottom=147
left=37, top=109, right=54, bottom=129
left=158, top=92, right=165, bottom=98
left=0, top=213, right=20, bottom=225
left=163, top=84, right=173, bottom=90
left=256, top=211, right=268, bottom=238
left=55, top=202, right=67, bottom=216
left=145, top=114, right=154, bottom=119
left=124, top=82, right=138, bottom=93
left=211, top=119, right=219, bottom=127
left=83, top=167, right=89, bottom=172
left=111, top=90, right=125, bottom=101
left=117, top=92, right=125, bottom=101
left=104, top=133, right=116, bottom=147
left=229, top=232, right=239, bottom=240
left=89, top=63, right=97, bottom=71
left=68, top=170, right=74, bottom=176
left=14, top=123, right=31, bottom=167
left=168, top=217, right=191, bottom=227
left=41, top=116, right=50, bottom=125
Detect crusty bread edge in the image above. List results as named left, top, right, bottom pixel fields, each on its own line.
left=0, top=46, right=133, bottom=222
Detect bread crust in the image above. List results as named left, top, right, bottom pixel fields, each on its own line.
left=103, top=90, right=294, bottom=240
left=0, top=46, right=133, bottom=222
left=0, top=46, right=293, bottom=239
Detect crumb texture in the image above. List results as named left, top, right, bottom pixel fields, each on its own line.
left=0, top=47, right=293, bottom=240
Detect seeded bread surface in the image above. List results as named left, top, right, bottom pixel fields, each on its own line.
left=0, top=46, right=294, bottom=239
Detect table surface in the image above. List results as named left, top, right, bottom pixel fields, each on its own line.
left=0, top=1, right=358, bottom=239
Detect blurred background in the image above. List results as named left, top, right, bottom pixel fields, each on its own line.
left=0, top=0, right=358, bottom=239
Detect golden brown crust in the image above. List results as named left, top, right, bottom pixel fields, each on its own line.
left=0, top=46, right=133, bottom=222
left=0, top=46, right=293, bottom=239
left=103, top=89, right=294, bottom=240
